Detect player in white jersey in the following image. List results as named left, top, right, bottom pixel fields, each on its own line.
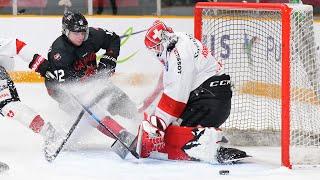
left=0, top=37, right=62, bottom=155
left=137, top=20, right=248, bottom=164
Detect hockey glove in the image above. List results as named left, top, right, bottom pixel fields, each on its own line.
left=98, top=54, right=117, bottom=74
left=29, top=54, right=51, bottom=77
left=137, top=115, right=167, bottom=158
left=143, top=114, right=167, bottom=137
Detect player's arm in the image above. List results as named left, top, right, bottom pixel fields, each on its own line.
left=138, top=71, right=164, bottom=113
left=46, top=48, right=78, bottom=82
left=0, top=37, right=50, bottom=77
left=92, top=27, right=120, bottom=73
left=0, top=37, right=21, bottom=57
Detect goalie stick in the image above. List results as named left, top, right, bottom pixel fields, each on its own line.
left=0, top=161, right=9, bottom=173
left=44, top=89, right=109, bottom=162
left=68, top=92, right=140, bottom=159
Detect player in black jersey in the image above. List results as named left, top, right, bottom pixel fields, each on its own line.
left=34, top=10, right=140, bottom=157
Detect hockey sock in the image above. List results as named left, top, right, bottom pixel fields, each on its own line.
left=29, top=115, right=45, bottom=133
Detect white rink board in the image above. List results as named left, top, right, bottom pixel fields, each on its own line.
left=0, top=16, right=319, bottom=76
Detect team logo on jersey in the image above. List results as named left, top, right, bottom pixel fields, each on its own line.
left=53, top=53, right=61, bottom=61
left=6, top=110, right=14, bottom=118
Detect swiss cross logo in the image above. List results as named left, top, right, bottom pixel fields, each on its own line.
left=152, top=29, right=162, bottom=41
left=7, top=110, right=15, bottom=118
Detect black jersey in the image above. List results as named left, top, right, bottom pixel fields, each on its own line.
left=46, top=27, right=120, bottom=84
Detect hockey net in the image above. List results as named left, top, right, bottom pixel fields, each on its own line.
left=194, top=2, right=320, bottom=168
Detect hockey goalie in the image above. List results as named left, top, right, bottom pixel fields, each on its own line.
left=137, top=20, right=248, bottom=164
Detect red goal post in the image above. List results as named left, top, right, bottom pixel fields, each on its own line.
left=194, top=2, right=319, bottom=168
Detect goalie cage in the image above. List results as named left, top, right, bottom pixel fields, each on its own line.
left=194, top=2, right=320, bottom=168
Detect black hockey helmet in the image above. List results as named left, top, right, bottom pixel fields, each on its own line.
left=62, top=10, right=89, bottom=40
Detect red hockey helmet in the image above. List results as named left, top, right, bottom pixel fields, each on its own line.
left=144, top=20, right=173, bottom=56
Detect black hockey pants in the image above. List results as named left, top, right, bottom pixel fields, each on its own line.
left=180, top=74, right=232, bottom=128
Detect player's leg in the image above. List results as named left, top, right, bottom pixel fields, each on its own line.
left=179, top=74, right=232, bottom=128
left=46, top=80, right=138, bottom=147
left=90, top=81, right=140, bottom=141
left=0, top=66, right=62, bottom=153
left=178, top=74, right=247, bottom=163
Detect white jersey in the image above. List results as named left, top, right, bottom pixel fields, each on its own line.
left=155, top=32, right=223, bottom=126
left=0, top=37, right=37, bottom=64
left=0, top=37, right=48, bottom=135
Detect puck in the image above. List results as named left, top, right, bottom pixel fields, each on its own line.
left=219, top=170, right=229, bottom=175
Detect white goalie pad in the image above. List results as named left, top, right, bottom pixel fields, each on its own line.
left=183, top=127, right=223, bottom=164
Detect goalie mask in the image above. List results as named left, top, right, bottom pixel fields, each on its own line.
left=62, top=10, right=89, bottom=41
left=144, top=20, right=174, bottom=57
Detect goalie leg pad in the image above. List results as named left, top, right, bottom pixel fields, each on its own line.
left=164, top=126, right=194, bottom=160
left=96, top=116, right=125, bottom=139
left=137, top=122, right=166, bottom=158
left=165, top=126, right=224, bottom=164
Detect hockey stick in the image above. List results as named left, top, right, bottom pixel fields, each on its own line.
left=68, top=92, right=140, bottom=159
left=44, top=89, right=109, bottom=162
left=0, top=161, right=9, bottom=173
left=119, top=29, right=147, bottom=39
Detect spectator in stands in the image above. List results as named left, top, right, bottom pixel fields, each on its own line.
left=96, top=0, right=117, bottom=15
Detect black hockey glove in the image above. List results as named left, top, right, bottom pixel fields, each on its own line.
left=97, top=54, right=117, bottom=74
left=29, top=54, right=51, bottom=77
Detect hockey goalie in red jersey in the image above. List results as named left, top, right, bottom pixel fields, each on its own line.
left=0, top=37, right=63, bottom=157
left=137, top=20, right=248, bottom=164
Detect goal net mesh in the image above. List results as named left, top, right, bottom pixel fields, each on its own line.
left=198, top=3, right=320, bottom=165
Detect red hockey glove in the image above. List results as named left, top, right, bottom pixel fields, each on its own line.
left=29, top=54, right=51, bottom=77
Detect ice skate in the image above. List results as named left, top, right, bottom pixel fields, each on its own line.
left=42, top=122, right=64, bottom=162
left=216, top=146, right=250, bottom=164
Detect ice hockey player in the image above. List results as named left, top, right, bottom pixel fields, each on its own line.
left=137, top=20, right=248, bottom=164
left=0, top=37, right=63, bottom=155
left=36, top=10, right=140, bottom=156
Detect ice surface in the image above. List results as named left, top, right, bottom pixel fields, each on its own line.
left=1, top=83, right=320, bottom=179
